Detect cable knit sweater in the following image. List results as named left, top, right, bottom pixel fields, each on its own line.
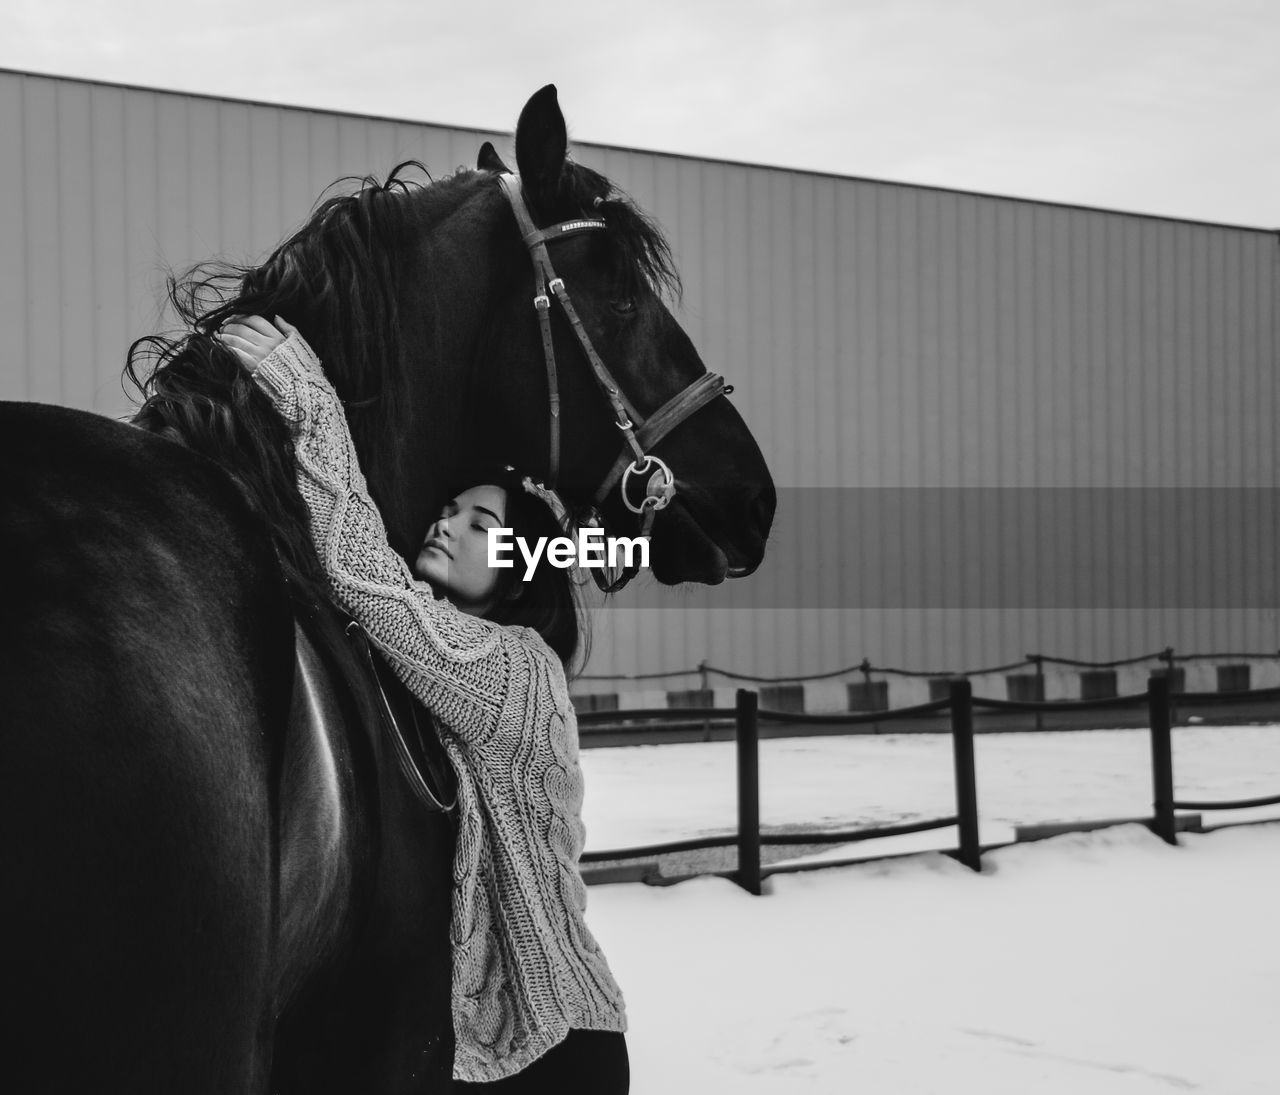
left=252, top=332, right=626, bottom=1082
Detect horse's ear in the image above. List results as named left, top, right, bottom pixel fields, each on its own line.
left=477, top=141, right=510, bottom=174
left=515, top=84, right=567, bottom=208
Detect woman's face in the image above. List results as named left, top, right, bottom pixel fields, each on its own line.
left=414, top=484, right=509, bottom=616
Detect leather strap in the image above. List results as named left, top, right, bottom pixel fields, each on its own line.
left=495, top=172, right=734, bottom=591
left=346, top=621, right=456, bottom=814
left=592, top=371, right=728, bottom=505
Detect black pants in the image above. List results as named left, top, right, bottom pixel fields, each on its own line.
left=455, top=1029, right=629, bottom=1094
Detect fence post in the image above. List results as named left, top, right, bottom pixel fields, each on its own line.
left=860, top=657, right=880, bottom=734
left=1148, top=674, right=1177, bottom=845
left=699, top=659, right=711, bottom=741
left=1029, top=653, right=1045, bottom=733
left=1161, top=646, right=1178, bottom=727
left=735, top=689, right=763, bottom=895
left=949, top=678, right=982, bottom=872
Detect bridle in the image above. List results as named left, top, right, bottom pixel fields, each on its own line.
left=496, top=172, right=731, bottom=591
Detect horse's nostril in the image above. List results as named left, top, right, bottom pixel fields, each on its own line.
left=750, top=485, right=776, bottom=533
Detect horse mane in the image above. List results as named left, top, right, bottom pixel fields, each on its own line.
left=125, top=162, right=483, bottom=603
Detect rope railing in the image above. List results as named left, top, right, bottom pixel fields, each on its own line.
left=1172, top=651, right=1280, bottom=663
left=581, top=678, right=1280, bottom=893
left=577, top=705, right=734, bottom=724
left=1172, top=793, right=1280, bottom=811
left=1174, top=683, right=1280, bottom=705
left=970, top=693, right=1150, bottom=714
left=580, top=817, right=962, bottom=867
left=577, top=647, right=1280, bottom=687
left=1035, top=650, right=1173, bottom=670
left=848, top=659, right=1034, bottom=680
left=581, top=834, right=738, bottom=863
left=761, top=816, right=959, bottom=845
left=754, top=698, right=951, bottom=723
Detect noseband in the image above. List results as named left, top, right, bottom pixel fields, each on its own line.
left=497, top=173, right=730, bottom=591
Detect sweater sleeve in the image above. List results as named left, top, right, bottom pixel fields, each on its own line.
left=252, top=329, right=560, bottom=746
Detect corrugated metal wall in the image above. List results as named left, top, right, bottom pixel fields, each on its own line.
left=571, top=150, right=1280, bottom=683
left=3, top=69, right=1277, bottom=682
left=0, top=69, right=505, bottom=412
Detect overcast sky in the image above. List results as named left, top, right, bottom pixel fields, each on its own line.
left=4, top=0, right=1278, bottom=227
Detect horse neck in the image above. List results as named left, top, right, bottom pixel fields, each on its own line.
left=376, top=189, right=509, bottom=539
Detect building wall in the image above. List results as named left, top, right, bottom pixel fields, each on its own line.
left=579, top=151, right=1280, bottom=685
left=3, top=69, right=1277, bottom=686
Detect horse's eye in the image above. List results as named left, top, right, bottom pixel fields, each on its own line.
left=610, top=298, right=636, bottom=316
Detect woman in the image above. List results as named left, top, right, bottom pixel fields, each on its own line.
left=219, top=316, right=629, bottom=1092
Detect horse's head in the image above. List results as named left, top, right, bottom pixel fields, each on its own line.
left=130, top=86, right=774, bottom=592
left=440, top=86, right=775, bottom=585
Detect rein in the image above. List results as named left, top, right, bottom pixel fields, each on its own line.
left=496, top=173, right=731, bottom=591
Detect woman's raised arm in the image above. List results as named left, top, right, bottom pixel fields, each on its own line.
left=221, top=319, right=562, bottom=749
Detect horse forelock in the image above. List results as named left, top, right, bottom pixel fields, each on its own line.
left=558, top=161, right=682, bottom=303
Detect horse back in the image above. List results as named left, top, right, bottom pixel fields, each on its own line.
left=0, top=401, right=294, bottom=1091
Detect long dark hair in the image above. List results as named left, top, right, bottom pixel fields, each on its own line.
left=451, top=467, right=589, bottom=674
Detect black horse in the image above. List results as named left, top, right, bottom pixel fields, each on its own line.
left=0, top=86, right=774, bottom=1093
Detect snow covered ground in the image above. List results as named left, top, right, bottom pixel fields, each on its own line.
left=580, top=723, right=1280, bottom=856
left=579, top=726, right=1280, bottom=1093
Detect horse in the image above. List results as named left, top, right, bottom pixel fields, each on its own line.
left=0, top=84, right=774, bottom=1093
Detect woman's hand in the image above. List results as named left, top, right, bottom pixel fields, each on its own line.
left=218, top=315, right=296, bottom=374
